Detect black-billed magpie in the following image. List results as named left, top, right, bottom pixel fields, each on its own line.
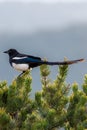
left=4, top=49, right=84, bottom=76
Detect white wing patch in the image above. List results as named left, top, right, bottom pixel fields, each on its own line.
left=13, top=57, right=27, bottom=60
left=12, top=63, right=29, bottom=71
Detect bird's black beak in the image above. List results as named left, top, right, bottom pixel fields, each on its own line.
left=4, top=51, right=8, bottom=53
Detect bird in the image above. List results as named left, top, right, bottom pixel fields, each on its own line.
left=4, top=49, right=84, bottom=76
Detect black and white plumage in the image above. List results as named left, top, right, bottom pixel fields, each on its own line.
left=4, top=49, right=84, bottom=76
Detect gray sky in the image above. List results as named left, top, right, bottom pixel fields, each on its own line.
left=0, top=2, right=87, bottom=33
left=0, top=0, right=87, bottom=2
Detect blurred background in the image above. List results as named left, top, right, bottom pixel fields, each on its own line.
left=0, top=0, right=87, bottom=95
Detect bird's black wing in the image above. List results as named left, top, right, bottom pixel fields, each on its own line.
left=11, top=53, right=43, bottom=68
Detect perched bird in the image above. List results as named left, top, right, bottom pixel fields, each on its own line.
left=4, top=49, right=84, bottom=76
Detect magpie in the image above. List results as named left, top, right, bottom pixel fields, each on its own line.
left=4, top=49, right=84, bottom=76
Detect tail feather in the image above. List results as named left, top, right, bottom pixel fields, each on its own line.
left=42, top=59, right=84, bottom=65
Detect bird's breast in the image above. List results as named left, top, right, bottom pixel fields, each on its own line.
left=12, top=63, right=29, bottom=71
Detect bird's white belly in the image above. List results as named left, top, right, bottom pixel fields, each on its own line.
left=12, top=63, right=29, bottom=71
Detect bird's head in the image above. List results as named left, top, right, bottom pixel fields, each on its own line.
left=4, top=49, right=18, bottom=57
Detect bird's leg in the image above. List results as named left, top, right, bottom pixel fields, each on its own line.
left=18, top=71, right=26, bottom=77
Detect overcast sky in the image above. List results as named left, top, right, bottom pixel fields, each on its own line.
left=0, top=0, right=87, bottom=2
left=0, top=2, right=87, bottom=34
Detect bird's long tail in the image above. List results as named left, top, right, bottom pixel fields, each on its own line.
left=41, top=59, right=84, bottom=65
